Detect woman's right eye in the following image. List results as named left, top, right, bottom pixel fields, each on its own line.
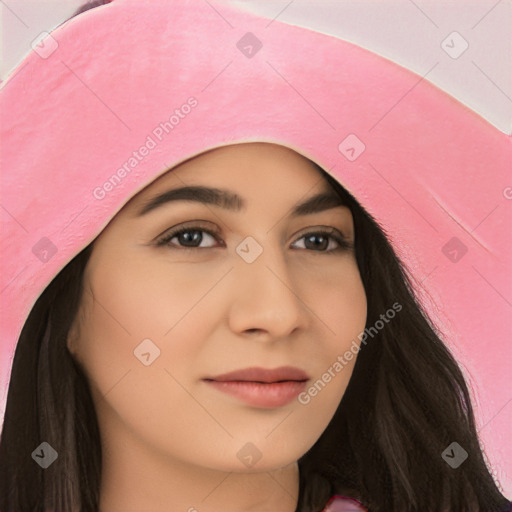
left=156, top=226, right=222, bottom=250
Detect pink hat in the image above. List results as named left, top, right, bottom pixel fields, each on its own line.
left=0, top=0, right=510, bottom=506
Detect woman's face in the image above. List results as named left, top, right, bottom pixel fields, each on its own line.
left=68, top=142, right=367, bottom=473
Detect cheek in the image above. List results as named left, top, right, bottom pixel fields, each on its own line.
left=311, top=256, right=367, bottom=341
left=295, top=258, right=366, bottom=417
left=85, top=252, right=217, bottom=337
left=74, top=252, right=228, bottom=386
left=71, top=254, right=223, bottom=457
left=327, top=260, right=367, bottom=381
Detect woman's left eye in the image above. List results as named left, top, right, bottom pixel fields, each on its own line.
left=155, top=225, right=352, bottom=253
left=290, top=230, right=352, bottom=252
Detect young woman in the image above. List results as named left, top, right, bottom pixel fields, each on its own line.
left=0, top=1, right=510, bottom=511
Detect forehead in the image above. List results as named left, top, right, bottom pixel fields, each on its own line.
left=141, top=142, right=330, bottom=195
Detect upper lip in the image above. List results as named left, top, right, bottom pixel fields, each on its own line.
left=204, top=366, right=310, bottom=383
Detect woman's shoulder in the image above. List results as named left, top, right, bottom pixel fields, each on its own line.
left=321, top=494, right=368, bottom=512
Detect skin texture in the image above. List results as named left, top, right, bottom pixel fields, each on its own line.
left=67, top=142, right=367, bottom=512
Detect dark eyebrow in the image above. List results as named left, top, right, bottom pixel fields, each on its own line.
left=136, top=186, right=346, bottom=217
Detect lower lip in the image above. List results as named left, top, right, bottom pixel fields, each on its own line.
left=204, top=379, right=308, bottom=408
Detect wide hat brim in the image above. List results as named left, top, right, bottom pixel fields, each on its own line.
left=0, top=0, right=510, bottom=493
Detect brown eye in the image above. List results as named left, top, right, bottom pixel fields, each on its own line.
left=291, top=229, right=353, bottom=253
left=156, top=226, right=221, bottom=249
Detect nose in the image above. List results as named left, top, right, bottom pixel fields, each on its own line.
left=227, top=243, right=310, bottom=340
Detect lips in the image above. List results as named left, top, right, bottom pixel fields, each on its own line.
left=204, top=366, right=310, bottom=383
left=203, top=366, right=310, bottom=408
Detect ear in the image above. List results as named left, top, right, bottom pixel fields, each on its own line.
left=66, top=315, right=80, bottom=357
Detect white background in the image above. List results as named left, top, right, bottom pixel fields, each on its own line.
left=1, top=0, right=511, bottom=134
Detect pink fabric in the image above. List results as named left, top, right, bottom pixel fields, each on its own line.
left=0, top=0, right=510, bottom=496
left=322, top=495, right=367, bottom=511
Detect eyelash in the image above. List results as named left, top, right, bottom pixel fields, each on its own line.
left=155, top=224, right=353, bottom=254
